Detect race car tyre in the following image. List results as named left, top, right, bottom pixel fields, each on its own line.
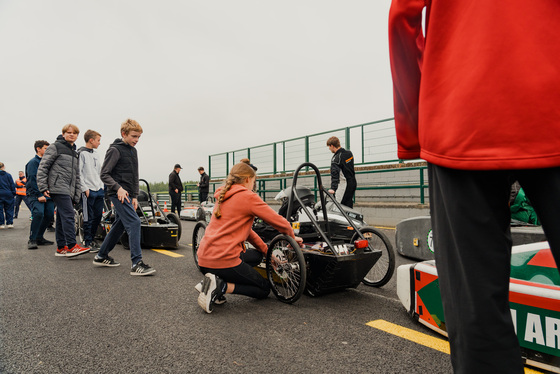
left=265, top=234, right=307, bottom=304
left=196, top=207, right=205, bottom=222
left=192, top=220, right=207, bottom=271
left=74, top=208, right=81, bottom=235
left=165, top=212, right=182, bottom=242
left=352, top=227, right=395, bottom=287
left=77, top=210, right=85, bottom=244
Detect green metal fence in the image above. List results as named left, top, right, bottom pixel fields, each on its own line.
left=167, top=165, right=428, bottom=205
left=208, top=117, right=399, bottom=179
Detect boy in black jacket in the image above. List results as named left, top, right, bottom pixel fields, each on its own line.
left=93, top=119, right=155, bottom=276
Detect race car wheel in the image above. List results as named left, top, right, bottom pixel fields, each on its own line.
left=265, top=235, right=307, bottom=304
left=74, top=209, right=81, bottom=235
left=192, top=220, right=207, bottom=271
left=165, top=212, right=182, bottom=241
left=77, top=211, right=85, bottom=244
left=353, top=227, right=395, bottom=287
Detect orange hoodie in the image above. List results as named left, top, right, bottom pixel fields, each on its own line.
left=197, top=184, right=295, bottom=269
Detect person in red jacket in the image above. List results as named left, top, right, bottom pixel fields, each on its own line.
left=389, top=1, right=560, bottom=373
left=196, top=162, right=302, bottom=313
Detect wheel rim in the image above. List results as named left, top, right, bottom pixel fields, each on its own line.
left=266, top=238, right=304, bottom=302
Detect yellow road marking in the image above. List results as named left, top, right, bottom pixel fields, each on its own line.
left=366, top=320, right=544, bottom=374
left=367, top=319, right=450, bottom=354
left=373, top=225, right=395, bottom=230
left=150, top=249, right=184, bottom=258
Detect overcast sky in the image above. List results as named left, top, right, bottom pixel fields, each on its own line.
left=0, top=1, right=394, bottom=183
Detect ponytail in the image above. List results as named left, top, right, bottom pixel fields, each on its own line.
left=213, top=162, right=256, bottom=219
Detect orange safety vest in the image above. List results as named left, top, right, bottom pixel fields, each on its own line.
left=15, top=178, right=26, bottom=196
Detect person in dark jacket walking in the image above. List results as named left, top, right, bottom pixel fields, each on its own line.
left=26, top=140, right=55, bottom=249
left=197, top=167, right=210, bottom=203
left=0, top=162, right=16, bottom=229
left=327, top=136, right=356, bottom=208
left=168, top=164, right=183, bottom=215
left=38, top=124, right=90, bottom=257
left=92, top=119, right=155, bottom=276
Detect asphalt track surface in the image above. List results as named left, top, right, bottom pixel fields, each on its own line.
left=0, top=208, right=456, bottom=374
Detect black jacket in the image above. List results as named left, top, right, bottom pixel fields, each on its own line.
left=330, top=148, right=356, bottom=191
left=100, top=138, right=139, bottom=198
left=169, top=171, right=183, bottom=193
left=198, top=172, right=209, bottom=192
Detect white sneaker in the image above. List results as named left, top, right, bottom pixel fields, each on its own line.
left=7, top=224, right=13, bottom=229
left=0, top=225, right=5, bottom=229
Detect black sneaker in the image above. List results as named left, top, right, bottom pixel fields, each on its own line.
left=36, top=238, right=54, bottom=246
left=130, top=261, right=156, bottom=276
left=27, top=240, right=38, bottom=250
left=86, top=242, right=101, bottom=253
left=93, top=255, right=120, bottom=267
left=197, top=273, right=225, bottom=313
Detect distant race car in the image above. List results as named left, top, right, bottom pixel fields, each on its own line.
left=397, top=241, right=560, bottom=373
left=180, top=199, right=216, bottom=221
left=180, top=203, right=204, bottom=221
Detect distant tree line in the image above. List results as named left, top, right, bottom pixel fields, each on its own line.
left=140, top=180, right=199, bottom=194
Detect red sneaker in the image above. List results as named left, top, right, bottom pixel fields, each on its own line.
left=55, top=246, right=68, bottom=257
left=66, top=244, right=91, bottom=258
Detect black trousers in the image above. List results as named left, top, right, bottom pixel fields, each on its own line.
left=429, top=164, right=560, bottom=374
left=169, top=191, right=181, bottom=215
left=200, top=249, right=269, bottom=299
left=199, top=190, right=208, bottom=203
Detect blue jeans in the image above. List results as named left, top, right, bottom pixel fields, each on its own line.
left=14, top=194, right=30, bottom=218
left=28, top=197, right=55, bottom=240
left=0, top=193, right=15, bottom=225
left=97, top=196, right=142, bottom=265
left=81, top=189, right=104, bottom=245
left=51, top=194, right=77, bottom=248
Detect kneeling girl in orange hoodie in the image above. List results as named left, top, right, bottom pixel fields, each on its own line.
left=196, top=162, right=302, bottom=313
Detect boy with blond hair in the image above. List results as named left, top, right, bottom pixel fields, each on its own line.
left=93, top=119, right=155, bottom=276
left=37, top=124, right=90, bottom=257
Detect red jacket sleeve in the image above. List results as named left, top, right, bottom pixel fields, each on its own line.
left=389, top=0, right=426, bottom=160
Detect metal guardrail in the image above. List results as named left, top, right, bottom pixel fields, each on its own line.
left=208, top=118, right=399, bottom=179
left=155, top=165, right=428, bottom=205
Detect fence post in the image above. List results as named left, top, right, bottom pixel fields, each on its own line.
left=273, top=143, right=277, bottom=174
left=282, top=141, right=286, bottom=173
left=420, top=168, right=425, bottom=204
left=226, top=152, right=229, bottom=177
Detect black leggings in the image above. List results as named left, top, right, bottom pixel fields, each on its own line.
left=200, top=249, right=270, bottom=299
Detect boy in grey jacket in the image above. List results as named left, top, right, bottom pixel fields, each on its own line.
left=37, top=124, right=90, bottom=257
left=78, top=130, right=104, bottom=252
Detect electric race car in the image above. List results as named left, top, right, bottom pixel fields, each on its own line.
left=397, top=241, right=560, bottom=373
left=76, top=179, right=182, bottom=249
left=192, top=162, right=395, bottom=303
left=180, top=199, right=215, bottom=221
